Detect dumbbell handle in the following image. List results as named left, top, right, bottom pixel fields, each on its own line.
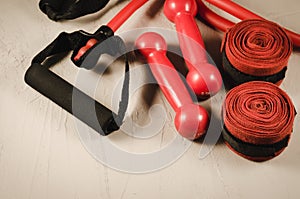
left=145, top=51, right=194, bottom=112
left=175, top=12, right=208, bottom=66
left=164, top=0, right=207, bottom=69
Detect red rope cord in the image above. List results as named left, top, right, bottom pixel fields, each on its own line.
left=197, top=0, right=300, bottom=47
left=107, top=0, right=149, bottom=32
left=197, top=0, right=234, bottom=32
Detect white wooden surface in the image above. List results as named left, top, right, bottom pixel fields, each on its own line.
left=0, top=0, right=300, bottom=198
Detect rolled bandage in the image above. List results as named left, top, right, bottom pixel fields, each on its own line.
left=222, top=81, right=296, bottom=161
left=221, top=19, right=292, bottom=86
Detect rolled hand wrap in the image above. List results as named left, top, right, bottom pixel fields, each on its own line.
left=222, top=81, right=296, bottom=161
left=221, top=19, right=292, bottom=86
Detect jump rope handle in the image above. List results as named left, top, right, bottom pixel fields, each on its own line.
left=135, top=32, right=209, bottom=140
left=164, top=0, right=222, bottom=99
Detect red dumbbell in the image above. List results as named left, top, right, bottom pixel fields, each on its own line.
left=164, top=0, right=222, bottom=99
left=135, top=32, right=209, bottom=140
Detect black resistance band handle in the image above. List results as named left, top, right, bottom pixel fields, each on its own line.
left=25, top=63, right=119, bottom=135
left=25, top=26, right=129, bottom=136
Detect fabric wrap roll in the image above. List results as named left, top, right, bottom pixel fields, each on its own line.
left=222, top=81, right=296, bottom=161
left=221, top=19, right=292, bottom=86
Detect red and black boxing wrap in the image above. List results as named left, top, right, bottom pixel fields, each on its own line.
left=221, top=19, right=292, bottom=87
left=222, top=81, right=296, bottom=161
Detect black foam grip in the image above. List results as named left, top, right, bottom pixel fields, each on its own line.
left=25, top=63, right=119, bottom=135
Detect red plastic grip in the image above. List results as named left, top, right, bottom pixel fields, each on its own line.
left=164, top=0, right=222, bottom=99
left=73, top=38, right=98, bottom=61
left=135, top=32, right=209, bottom=140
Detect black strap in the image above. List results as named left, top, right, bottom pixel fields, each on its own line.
left=25, top=25, right=130, bottom=135
left=222, top=51, right=287, bottom=87
left=39, top=0, right=110, bottom=21
left=222, top=126, right=290, bottom=158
